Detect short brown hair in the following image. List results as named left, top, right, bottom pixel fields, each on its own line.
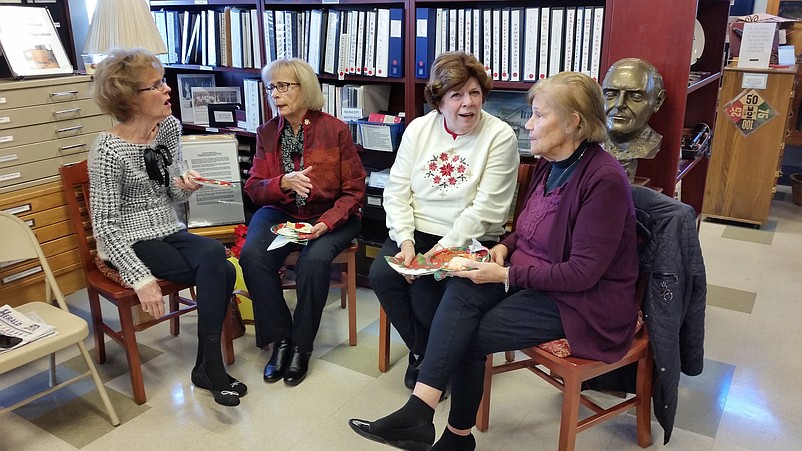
left=527, top=72, right=608, bottom=143
left=424, top=51, right=492, bottom=111
left=261, top=58, right=325, bottom=111
left=92, top=48, right=164, bottom=122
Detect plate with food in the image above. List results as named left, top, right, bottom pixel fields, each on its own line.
left=192, top=176, right=234, bottom=188
left=385, top=242, right=491, bottom=277
left=270, top=221, right=314, bottom=239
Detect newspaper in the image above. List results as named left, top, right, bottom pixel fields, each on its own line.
left=0, top=304, right=57, bottom=354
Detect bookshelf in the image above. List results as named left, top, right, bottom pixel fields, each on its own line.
left=149, top=0, right=730, bottom=226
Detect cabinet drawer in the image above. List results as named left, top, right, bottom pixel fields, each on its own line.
left=0, top=77, right=93, bottom=111
left=0, top=99, right=104, bottom=130
left=31, top=219, right=74, bottom=243
left=0, top=133, right=100, bottom=169
left=0, top=183, right=66, bottom=218
left=0, top=115, right=111, bottom=150
left=0, top=267, right=85, bottom=308
left=0, top=151, right=87, bottom=189
left=0, top=249, right=81, bottom=293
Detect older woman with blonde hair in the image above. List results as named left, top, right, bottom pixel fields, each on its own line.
left=350, top=71, right=639, bottom=450
left=89, top=48, right=243, bottom=407
left=239, top=58, right=366, bottom=387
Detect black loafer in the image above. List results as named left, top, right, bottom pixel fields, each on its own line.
left=404, top=353, right=422, bottom=390
left=284, top=346, right=311, bottom=386
left=348, top=418, right=434, bottom=451
left=264, top=338, right=292, bottom=382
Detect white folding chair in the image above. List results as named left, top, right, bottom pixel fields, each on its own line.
left=0, top=211, right=119, bottom=426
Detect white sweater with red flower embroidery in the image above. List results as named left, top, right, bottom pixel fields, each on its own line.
left=383, top=110, right=519, bottom=248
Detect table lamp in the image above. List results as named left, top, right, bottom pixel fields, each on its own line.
left=82, top=0, right=167, bottom=74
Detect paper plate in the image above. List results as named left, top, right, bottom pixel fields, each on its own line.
left=691, top=19, right=705, bottom=66
left=193, top=176, right=233, bottom=188
left=270, top=221, right=314, bottom=237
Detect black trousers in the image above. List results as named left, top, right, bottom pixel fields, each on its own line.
left=239, top=207, right=361, bottom=352
left=414, top=278, right=565, bottom=430
left=132, top=230, right=235, bottom=336
left=368, top=233, right=500, bottom=357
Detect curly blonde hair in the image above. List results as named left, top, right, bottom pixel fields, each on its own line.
left=92, top=48, right=164, bottom=122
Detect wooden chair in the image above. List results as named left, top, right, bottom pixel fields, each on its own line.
left=0, top=211, right=120, bottom=426
left=234, top=240, right=359, bottom=346
left=378, top=163, right=535, bottom=372
left=475, top=271, right=653, bottom=451
left=59, top=160, right=236, bottom=405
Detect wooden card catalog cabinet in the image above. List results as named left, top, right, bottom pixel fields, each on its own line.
left=702, top=65, right=797, bottom=226
left=0, top=75, right=112, bottom=306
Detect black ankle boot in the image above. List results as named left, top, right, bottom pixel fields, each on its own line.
left=349, top=395, right=435, bottom=451
left=284, top=346, right=311, bottom=386
left=264, top=338, right=292, bottom=382
left=404, top=352, right=422, bottom=390
left=193, top=335, right=239, bottom=407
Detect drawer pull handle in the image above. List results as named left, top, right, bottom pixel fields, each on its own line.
left=53, top=108, right=81, bottom=115
left=56, top=125, right=84, bottom=134
left=59, top=143, right=87, bottom=152
left=50, top=90, right=79, bottom=98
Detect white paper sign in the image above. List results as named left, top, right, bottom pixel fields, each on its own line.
left=738, top=22, right=776, bottom=69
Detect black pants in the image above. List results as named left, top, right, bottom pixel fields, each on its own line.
left=239, top=207, right=361, bottom=352
left=368, top=233, right=499, bottom=356
left=132, top=230, right=235, bottom=336
left=414, top=278, right=565, bottom=430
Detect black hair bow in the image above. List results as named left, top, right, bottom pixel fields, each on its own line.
left=143, top=144, right=173, bottom=187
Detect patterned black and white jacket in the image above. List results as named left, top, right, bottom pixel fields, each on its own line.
left=88, top=116, right=193, bottom=290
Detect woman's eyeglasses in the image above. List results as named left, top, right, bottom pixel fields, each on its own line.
left=265, top=82, right=300, bottom=93
left=137, top=78, right=168, bottom=92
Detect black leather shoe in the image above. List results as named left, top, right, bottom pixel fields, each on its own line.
left=348, top=418, right=434, bottom=451
left=404, top=353, right=421, bottom=390
left=284, top=346, right=311, bottom=386
left=263, top=338, right=292, bottom=382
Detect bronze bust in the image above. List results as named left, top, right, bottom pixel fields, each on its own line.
left=602, top=58, right=667, bottom=181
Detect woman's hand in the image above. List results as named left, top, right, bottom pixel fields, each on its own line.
left=450, top=260, right=507, bottom=285
left=396, top=240, right=417, bottom=283
left=281, top=166, right=314, bottom=199
left=174, top=169, right=201, bottom=192
left=135, top=280, right=165, bottom=317
left=309, top=222, right=329, bottom=239
left=489, top=243, right=509, bottom=266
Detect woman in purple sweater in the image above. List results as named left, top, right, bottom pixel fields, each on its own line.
left=349, top=72, right=639, bottom=450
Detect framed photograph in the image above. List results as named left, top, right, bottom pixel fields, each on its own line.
left=208, top=103, right=240, bottom=128
left=0, top=6, right=73, bottom=78
left=482, top=90, right=533, bottom=157
left=176, top=74, right=215, bottom=124
left=190, top=86, right=242, bottom=126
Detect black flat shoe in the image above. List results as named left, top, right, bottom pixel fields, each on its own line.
left=191, top=366, right=240, bottom=406
left=192, top=367, right=248, bottom=397
left=348, top=418, right=434, bottom=451
left=284, top=346, right=311, bottom=386
left=264, top=338, right=292, bottom=383
left=404, top=353, right=422, bottom=390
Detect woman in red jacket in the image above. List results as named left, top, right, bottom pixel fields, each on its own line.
left=239, top=58, right=366, bottom=387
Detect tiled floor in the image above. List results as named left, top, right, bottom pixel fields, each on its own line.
left=2, top=187, right=802, bottom=450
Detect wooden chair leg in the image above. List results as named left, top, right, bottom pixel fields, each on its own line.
left=169, top=292, right=180, bottom=336
left=558, top=373, right=583, bottom=451
left=221, top=296, right=236, bottom=365
left=340, top=271, right=347, bottom=309
left=87, top=288, right=107, bottom=364
left=378, top=306, right=391, bottom=372
left=476, top=355, right=495, bottom=431
left=635, top=350, right=654, bottom=447
left=119, top=303, right=147, bottom=405
left=346, top=255, right=357, bottom=346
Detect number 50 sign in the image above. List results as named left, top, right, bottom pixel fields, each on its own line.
left=723, top=89, right=778, bottom=137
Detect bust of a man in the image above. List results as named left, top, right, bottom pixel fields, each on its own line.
left=602, top=58, right=667, bottom=181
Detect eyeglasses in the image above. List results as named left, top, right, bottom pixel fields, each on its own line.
left=137, top=78, right=168, bottom=92
left=265, top=81, right=300, bottom=93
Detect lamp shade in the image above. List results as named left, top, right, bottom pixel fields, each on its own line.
left=83, top=0, right=167, bottom=55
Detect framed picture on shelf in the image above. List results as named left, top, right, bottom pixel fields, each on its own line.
left=190, top=87, right=242, bottom=126
left=0, top=6, right=73, bottom=79
left=176, top=73, right=215, bottom=124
